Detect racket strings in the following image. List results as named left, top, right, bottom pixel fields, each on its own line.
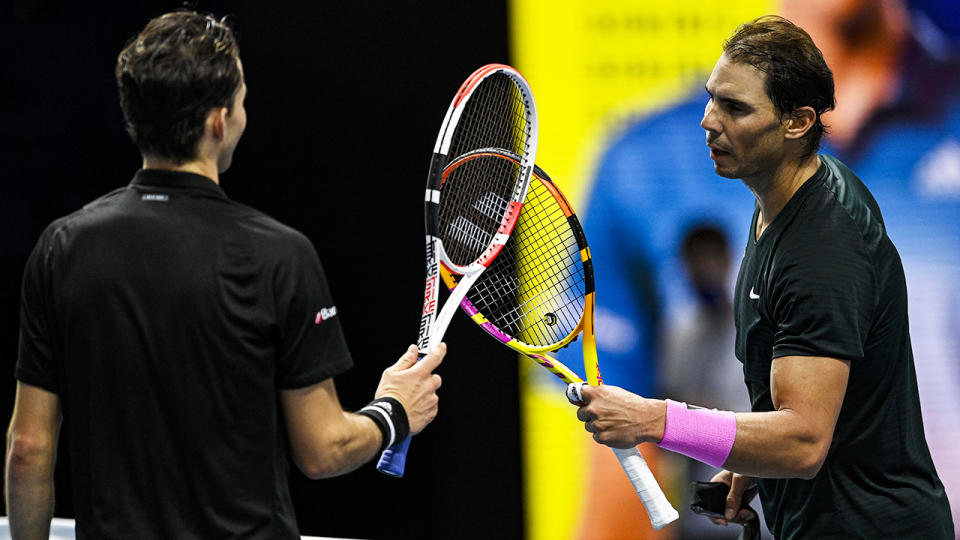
left=473, top=256, right=584, bottom=346
left=448, top=73, right=530, bottom=161
left=473, top=245, right=584, bottom=347
left=438, top=73, right=532, bottom=268
left=467, top=178, right=587, bottom=348
left=439, top=156, right=520, bottom=266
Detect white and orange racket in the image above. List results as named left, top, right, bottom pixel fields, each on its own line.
left=377, top=64, right=538, bottom=477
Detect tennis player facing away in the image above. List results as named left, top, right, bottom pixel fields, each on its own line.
left=6, top=10, right=444, bottom=540
left=570, top=15, right=953, bottom=539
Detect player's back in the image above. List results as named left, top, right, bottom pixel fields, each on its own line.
left=34, top=170, right=301, bottom=539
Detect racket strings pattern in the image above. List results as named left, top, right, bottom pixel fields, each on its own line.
left=377, top=64, right=538, bottom=478
left=448, top=72, right=530, bottom=160
left=438, top=150, right=679, bottom=529
left=438, top=156, right=520, bottom=267
left=466, top=177, right=587, bottom=348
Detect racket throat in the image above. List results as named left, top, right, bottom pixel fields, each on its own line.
left=429, top=270, right=482, bottom=349
left=418, top=236, right=442, bottom=352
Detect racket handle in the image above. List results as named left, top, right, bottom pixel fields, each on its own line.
left=377, top=273, right=474, bottom=477
left=612, top=446, right=679, bottom=530
left=377, top=436, right=411, bottom=477
left=376, top=349, right=430, bottom=477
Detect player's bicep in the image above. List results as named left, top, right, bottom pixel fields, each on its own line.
left=769, top=225, right=876, bottom=362
left=273, top=235, right=353, bottom=388
left=769, top=355, right=849, bottom=448
left=17, top=230, right=59, bottom=393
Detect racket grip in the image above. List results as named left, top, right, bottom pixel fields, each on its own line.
left=612, top=446, right=679, bottom=529
left=377, top=436, right=411, bottom=477
left=376, top=348, right=431, bottom=477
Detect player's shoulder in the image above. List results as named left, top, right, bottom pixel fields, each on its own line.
left=224, top=201, right=318, bottom=260
left=37, top=186, right=128, bottom=246
left=782, top=155, right=886, bottom=257
left=817, top=154, right=885, bottom=235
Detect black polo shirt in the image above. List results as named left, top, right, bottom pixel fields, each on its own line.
left=734, top=155, right=952, bottom=538
left=17, top=169, right=353, bottom=539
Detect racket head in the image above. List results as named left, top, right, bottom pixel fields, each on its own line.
left=436, top=155, right=677, bottom=527
left=438, top=149, right=594, bottom=358
left=417, top=64, right=538, bottom=350
left=426, top=64, right=539, bottom=276
left=380, top=64, right=539, bottom=478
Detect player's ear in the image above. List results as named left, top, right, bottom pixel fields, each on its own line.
left=207, top=106, right=229, bottom=141
left=784, top=106, right=816, bottom=140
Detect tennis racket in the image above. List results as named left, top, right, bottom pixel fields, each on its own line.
left=376, top=64, right=538, bottom=477
left=438, top=149, right=679, bottom=529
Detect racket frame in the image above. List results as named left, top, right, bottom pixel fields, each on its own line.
left=438, top=159, right=679, bottom=529
left=378, top=63, right=538, bottom=477
left=423, top=65, right=538, bottom=353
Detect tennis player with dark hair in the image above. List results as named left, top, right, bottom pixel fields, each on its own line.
left=5, top=10, right=445, bottom=539
left=571, top=15, right=953, bottom=539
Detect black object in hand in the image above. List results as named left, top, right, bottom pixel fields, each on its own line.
left=690, top=481, right=761, bottom=540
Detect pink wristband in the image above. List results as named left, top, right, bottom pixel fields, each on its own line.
left=656, top=399, right=736, bottom=468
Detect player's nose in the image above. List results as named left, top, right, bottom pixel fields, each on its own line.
left=701, top=109, right=718, bottom=135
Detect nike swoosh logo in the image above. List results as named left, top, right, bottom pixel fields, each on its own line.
left=749, top=287, right=760, bottom=300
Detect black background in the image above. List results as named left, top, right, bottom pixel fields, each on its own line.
left=1, top=1, right=522, bottom=538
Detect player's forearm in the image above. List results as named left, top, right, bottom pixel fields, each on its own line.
left=722, top=409, right=830, bottom=479
left=650, top=357, right=845, bottom=479
left=5, top=443, right=55, bottom=540
left=634, top=397, right=829, bottom=479
left=296, top=412, right=382, bottom=479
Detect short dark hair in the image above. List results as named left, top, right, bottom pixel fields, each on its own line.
left=723, top=15, right=835, bottom=158
left=116, top=10, right=241, bottom=163
left=681, top=223, right=729, bottom=263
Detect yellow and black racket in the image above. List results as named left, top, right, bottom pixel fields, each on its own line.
left=439, top=149, right=679, bottom=529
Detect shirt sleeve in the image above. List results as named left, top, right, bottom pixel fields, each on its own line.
left=273, top=232, right=353, bottom=389
left=769, top=211, right=877, bottom=362
left=16, top=225, right=60, bottom=393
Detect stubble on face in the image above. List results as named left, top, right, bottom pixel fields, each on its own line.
left=702, top=54, right=786, bottom=183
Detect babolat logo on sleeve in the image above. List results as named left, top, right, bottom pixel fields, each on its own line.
left=315, top=306, right=338, bottom=324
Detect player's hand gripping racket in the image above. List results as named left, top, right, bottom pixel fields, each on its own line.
left=437, top=149, right=678, bottom=529
left=376, top=64, right=538, bottom=476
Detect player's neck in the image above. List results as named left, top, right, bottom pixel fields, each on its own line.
left=142, top=156, right=220, bottom=185
left=750, top=154, right=821, bottom=240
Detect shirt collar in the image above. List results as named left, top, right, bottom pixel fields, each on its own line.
left=130, top=169, right=228, bottom=198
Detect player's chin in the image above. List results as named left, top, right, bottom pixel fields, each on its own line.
left=712, top=163, right=740, bottom=179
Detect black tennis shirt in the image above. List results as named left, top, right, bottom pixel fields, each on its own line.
left=17, top=169, right=353, bottom=539
left=734, top=155, right=953, bottom=538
